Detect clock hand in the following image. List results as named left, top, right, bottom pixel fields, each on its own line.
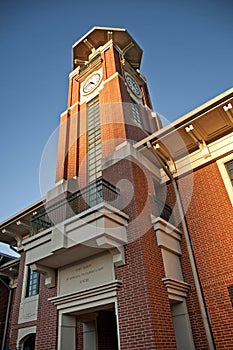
left=87, top=81, right=95, bottom=86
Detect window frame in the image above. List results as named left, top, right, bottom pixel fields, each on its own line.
left=87, top=96, right=102, bottom=184
left=130, top=98, right=143, bottom=128
left=225, top=159, right=233, bottom=184
left=25, top=267, right=40, bottom=298
left=217, top=154, right=233, bottom=206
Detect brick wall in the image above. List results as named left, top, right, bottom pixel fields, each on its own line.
left=104, top=158, right=178, bottom=349
left=56, top=111, right=70, bottom=182
left=9, top=253, right=26, bottom=349
left=0, top=279, right=9, bottom=346
left=166, top=160, right=233, bottom=349
left=35, top=275, right=57, bottom=350
left=183, top=162, right=233, bottom=349
left=76, top=322, right=83, bottom=350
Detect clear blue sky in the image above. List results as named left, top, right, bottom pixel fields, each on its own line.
left=0, top=0, right=232, bottom=226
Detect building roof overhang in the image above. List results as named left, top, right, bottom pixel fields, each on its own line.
left=0, top=257, right=20, bottom=288
left=135, top=88, right=233, bottom=160
left=72, top=26, right=143, bottom=70
left=0, top=198, right=45, bottom=247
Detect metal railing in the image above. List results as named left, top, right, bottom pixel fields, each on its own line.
left=151, top=195, right=175, bottom=225
left=30, top=178, right=121, bottom=235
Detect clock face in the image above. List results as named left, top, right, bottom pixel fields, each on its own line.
left=125, top=73, right=141, bottom=97
left=83, top=72, right=102, bottom=94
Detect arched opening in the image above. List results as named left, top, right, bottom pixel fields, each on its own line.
left=21, top=333, right=36, bottom=350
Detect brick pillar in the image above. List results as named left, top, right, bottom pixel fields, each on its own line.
left=35, top=275, right=57, bottom=349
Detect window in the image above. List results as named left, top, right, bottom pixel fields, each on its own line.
left=226, top=160, right=233, bottom=185
left=217, top=154, right=233, bottom=206
left=22, top=333, right=36, bottom=350
left=26, top=268, right=40, bottom=297
left=131, top=98, right=143, bottom=128
left=227, top=285, right=233, bottom=308
left=87, top=96, right=102, bottom=183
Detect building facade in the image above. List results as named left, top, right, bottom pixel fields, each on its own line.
left=0, top=27, right=233, bottom=350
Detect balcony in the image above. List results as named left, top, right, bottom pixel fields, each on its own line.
left=30, top=178, right=122, bottom=235
left=23, top=178, right=128, bottom=274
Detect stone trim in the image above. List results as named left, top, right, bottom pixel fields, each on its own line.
left=23, top=202, right=128, bottom=269
left=153, top=217, right=191, bottom=302
left=109, top=246, right=125, bottom=267
left=30, top=263, right=55, bottom=288
left=162, top=277, right=191, bottom=302
left=152, top=216, right=182, bottom=255
left=49, top=280, right=122, bottom=312
left=17, top=325, right=37, bottom=349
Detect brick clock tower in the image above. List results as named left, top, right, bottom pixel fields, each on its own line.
left=19, top=27, right=204, bottom=350
left=55, top=26, right=158, bottom=186
left=50, top=27, right=164, bottom=348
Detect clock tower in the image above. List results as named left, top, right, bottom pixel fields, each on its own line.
left=55, top=26, right=160, bottom=185
left=23, top=27, right=184, bottom=350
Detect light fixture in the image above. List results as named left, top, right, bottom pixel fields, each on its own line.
left=223, top=103, right=232, bottom=112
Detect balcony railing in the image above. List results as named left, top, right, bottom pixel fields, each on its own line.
left=151, top=195, right=175, bottom=226
left=30, top=178, right=121, bottom=235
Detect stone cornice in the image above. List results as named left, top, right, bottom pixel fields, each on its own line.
left=49, top=280, right=122, bottom=310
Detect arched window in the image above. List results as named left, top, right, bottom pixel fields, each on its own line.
left=22, top=333, right=36, bottom=350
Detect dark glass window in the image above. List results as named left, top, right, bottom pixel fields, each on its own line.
left=23, top=334, right=36, bottom=350
left=227, top=285, right=233, bottom=307
left=87, top=96, right=102, bottom=183
left=225, top=160, right=233, bottom=185
left=131, top=99, right=143, bottom=128
left=26, top=268, right=40, bottom=297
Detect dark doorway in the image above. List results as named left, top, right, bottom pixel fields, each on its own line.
left=76, top=307, right=118, bottom=350
left=97, top=309, right=118, bottom=350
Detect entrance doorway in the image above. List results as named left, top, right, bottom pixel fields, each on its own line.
left=59, top=305, right=119, bottom=350
left=77, top=308, right=118, bottom=350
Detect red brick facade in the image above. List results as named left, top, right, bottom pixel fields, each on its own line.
left=9, top=253, right=26, bottom=349
left=181, top=163, right=233, bottom=349
left=34, top=276, right=57, bottom=349
left=0, top=279, right=10, bottom=346
left=1, top=27, right=232, bottom=350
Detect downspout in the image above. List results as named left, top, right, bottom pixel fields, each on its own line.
left=0, top=278, right=13, bottom=350
left=147, top=141, right=216, bottom=350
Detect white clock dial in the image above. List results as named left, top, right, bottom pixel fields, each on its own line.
left=125, top=73, right=141, bottom=97
left=83, top=72, right=102, bottom=94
